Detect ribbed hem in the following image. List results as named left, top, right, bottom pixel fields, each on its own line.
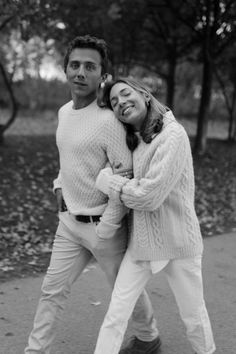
left=129, top=242, right=203, bottom=261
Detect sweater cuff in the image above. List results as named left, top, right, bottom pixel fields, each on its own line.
left=96, top=167, right=113, bottom=195
left=109, top=175, right=129, bottom=203
left=96, top=220, right=121, bottom=239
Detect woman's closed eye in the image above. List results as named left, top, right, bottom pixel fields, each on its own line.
left=111, top=99, right=118, bottom=108
left=121, top=91, right=130, bottom=97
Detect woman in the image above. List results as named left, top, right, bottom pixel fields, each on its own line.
left=94, top=78, right=216, bottom=354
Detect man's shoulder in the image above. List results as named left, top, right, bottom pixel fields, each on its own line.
left=97, top=106, right=124, bottom=128
left=97, top=106, right=116, bottom=120
left=58, top=100, right=73, bottom=115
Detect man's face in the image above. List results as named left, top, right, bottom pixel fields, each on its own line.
left=66, top=48, right=102, bottom=101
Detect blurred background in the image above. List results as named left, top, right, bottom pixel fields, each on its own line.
left=0, top=0, right=235, bottom=281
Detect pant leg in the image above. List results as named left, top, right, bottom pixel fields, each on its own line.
left=92, top=220, right=159, bottom=342
left=163, top=256, right=216, bottom=354
left=25, top=220, right=93, bottom=354
left=94, top=250, right=153, bottom=354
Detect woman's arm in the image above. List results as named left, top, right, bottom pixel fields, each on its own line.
left=109, top=124, right=190, bottom=211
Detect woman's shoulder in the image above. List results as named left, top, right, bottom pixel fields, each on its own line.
left=149, top=112, right=188, bottom=148
left=163, top=111, right=186, bottom=135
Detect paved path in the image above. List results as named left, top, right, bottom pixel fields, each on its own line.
left=0, top=233, right=236, bottom=354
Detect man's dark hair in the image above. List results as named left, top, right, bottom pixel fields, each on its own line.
left=64, top=35, right=109, bottom=74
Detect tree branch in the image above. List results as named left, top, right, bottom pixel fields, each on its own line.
left=0, top=15, right=15, bottom=31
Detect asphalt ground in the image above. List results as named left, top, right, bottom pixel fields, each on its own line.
left=0, top=232, right=236, bottom=354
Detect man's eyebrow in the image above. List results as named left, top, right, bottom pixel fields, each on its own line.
left=69, top=60, right=98, bottom=64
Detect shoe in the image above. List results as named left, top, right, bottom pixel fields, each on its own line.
left=119, top=335, right=161, bottom=354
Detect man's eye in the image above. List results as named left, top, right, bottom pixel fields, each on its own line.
left=71, top=63, right=79, bottom=69
left=86, top=63, right=96, bottom=71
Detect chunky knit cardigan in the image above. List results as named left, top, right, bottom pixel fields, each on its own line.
left=53, top=100, right=132, bottom=216
left=106, top=111, right=203, bottom=261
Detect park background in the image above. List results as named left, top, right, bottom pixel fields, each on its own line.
left=0, top=0, right=235, bottom=282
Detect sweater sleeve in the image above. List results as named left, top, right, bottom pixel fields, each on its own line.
left=109, top=124, right=190, bottom=211
left=96, top=199, right=129, bottom=239
left=95, top=168, right=129, bottom=238
left=102, top=114, right=133, bottom=173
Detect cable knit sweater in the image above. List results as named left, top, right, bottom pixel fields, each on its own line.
left=53, top=100, right=132, bottom=221
left=99, top=111, right=203, bottom=261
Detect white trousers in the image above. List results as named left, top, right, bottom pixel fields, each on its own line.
left=24, top=212, right=158, bottom=354
left=94, top=250, right=216, bottom=354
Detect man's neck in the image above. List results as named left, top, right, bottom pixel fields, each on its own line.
left=72, top=93, right=96, bottom=110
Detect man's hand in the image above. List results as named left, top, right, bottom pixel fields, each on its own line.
left=55, top=188, right=67, bottom=212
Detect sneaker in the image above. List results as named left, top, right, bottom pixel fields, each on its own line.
left=119, top=335, right=161, bottom=354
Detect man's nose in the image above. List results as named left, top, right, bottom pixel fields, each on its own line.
left=76, top=65, right=85, bottom=77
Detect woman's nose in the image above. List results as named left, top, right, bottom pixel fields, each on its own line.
left=118, top=99, right=126, bottom=107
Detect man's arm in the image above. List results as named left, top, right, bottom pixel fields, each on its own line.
left=96, top=115, right=132, bottom=238
left=102, top=114, right=133, bottom=173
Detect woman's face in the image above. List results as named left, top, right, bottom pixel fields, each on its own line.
left=109, top=82, right=148, bottom=131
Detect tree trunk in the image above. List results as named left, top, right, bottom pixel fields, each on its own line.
left=194, top=58, right=213, bottom=154
left=194, top=0, right=213, bottom=155
left=213, top=65, right=236, bottom=142
left=166, top=48, right=177, bottom=109
left=0, top=61, right=18, bottom=144
left=227, top=84, right=236, bottom=141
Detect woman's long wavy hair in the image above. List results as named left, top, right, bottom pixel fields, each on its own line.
left=99, top=77, right=168, bottom=151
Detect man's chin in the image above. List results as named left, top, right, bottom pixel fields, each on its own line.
left=74, top=88, right=88, bottom=95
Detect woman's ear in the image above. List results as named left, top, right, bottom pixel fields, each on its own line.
left=143, top=93, right=151, bottom=107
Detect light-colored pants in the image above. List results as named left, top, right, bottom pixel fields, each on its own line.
left=95, top=250, right=216, bottom=354
left=24, top=212, right=158, bottom=354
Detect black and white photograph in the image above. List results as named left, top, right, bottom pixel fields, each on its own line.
left=0, top=1, right=236, bottom=353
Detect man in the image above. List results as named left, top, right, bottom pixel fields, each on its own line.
left=24, top=35, right=161, bottom=354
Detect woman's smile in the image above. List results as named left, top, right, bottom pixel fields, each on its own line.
left=110, top=82, right=147, bottom=130
left=121, top=104, right=134, bottom=116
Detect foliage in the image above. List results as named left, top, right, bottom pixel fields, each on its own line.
left=12, top=77, right=68, bottom=110
left=0, top=0, right=54, bottom=140
left=214, top=44, right=236, bottom=139
left=1, top=0, right=236, bottom=145
left=164, top=0, right=236, bottom=152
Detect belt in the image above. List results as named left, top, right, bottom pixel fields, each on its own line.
left=75, top=215, right=101, bottom=223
